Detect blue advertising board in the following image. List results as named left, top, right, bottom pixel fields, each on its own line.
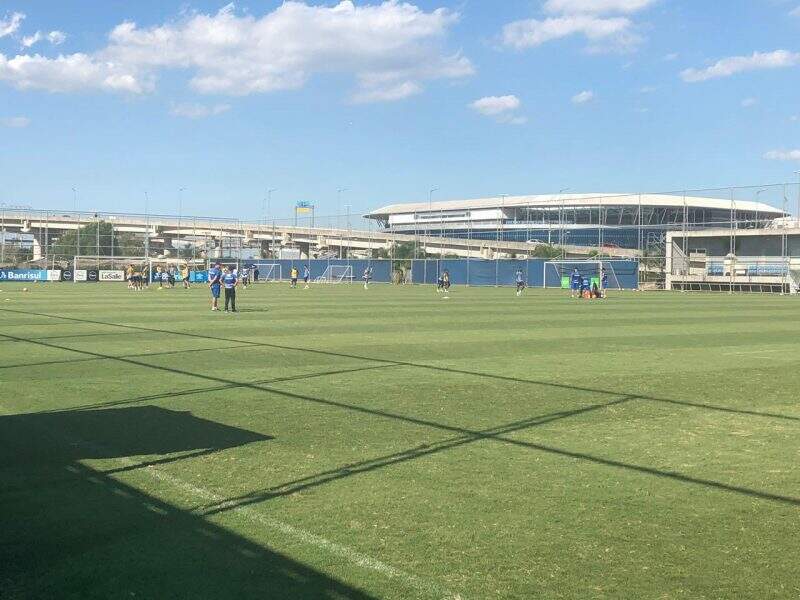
left=0, top=269, right=47, bottom=281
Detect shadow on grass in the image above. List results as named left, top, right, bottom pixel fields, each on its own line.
left=4, top=327, right=799, bottom=509
left=0, top=406, right=377, bottom=599
left=0, top=342, right=254, bottom=371
left=2, top=306, right=798, bottom=425
left=200, top=396, right=637, bottom=516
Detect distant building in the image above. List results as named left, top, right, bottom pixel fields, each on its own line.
left=366, top=193, right=786, bottom=249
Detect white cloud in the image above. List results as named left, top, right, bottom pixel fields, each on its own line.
left=1, top=116, right=30, bottom=127
left=789, top=6, right=800, bottom=17
left=0, top=12, right=24, bottom=38
left=572, top=89, right=594, bottom=103
left=470, top=95, right=520, bottom=115
left=638, top=84, right=657, bottom=93
left=791, top=115, right=799, bottom=122
left=544, top=0, right=656, bottom=14
left=469, top=94, right=527, bottom=124
left=663, top=52, right=678, bottom=61
left=741, top=97, right=757, bottom=108
left=502, top=15, right=639, bottom=52
left=0, top=53, right=150, bottom=93
left=681, top=50, right=800, bottom=82
left=764, top=149, right=800, bottom=161
left=21, top=30, right=66, bottom=48
left=0, top=2, right=472, bottom=101
left=170, top=102, right=231, bottom=118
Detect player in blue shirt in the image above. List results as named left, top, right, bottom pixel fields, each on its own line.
left=515, top=269, right=525, bottom=297
left=303, top=265, right=311, bottom=289
left=221, top=267, right=238, bottom=312
left=570, top=268, right=582, bottom=298
left=208, top=262, right=222, bottom=311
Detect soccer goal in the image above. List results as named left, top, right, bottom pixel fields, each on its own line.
left=543, top=260, right=623, bottom=290
left=254, top=263, right=282, bottom=283
left=315, top=265, right=353, bottom=284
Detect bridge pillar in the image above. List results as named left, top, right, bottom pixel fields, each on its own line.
left=31, top=233, right=44, bottom=261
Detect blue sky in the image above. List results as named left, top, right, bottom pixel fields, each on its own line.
left=2, top=0, right=800, bottom=220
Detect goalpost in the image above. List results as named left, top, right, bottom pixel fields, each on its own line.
left=543, top=260, right=623, bottom=290
left=72, top=255, right=149, bottom=283
left=253, top=263, right=282, bottom=283
left=315, top=265, right=353, bottom=284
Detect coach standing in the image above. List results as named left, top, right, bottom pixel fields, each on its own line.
left=222, top=266, right=238, bottom=313
left=208, top=261, right=222, bottom=311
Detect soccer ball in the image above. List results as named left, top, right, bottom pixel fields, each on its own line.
left=22, top=287, right=28, bottom=292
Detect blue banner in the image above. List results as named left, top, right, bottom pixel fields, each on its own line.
left=0, top=269, right=47, bottom=281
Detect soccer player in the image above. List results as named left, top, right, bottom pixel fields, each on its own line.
left=241, top=265, right=250, bottom=289
left=601, top=268, right=609, bottom=296
left=131, top=265, right=143, bottom=290
left=303, top=265, right=311, bottom=289
left=442, top=269, right=451, bottom=292
left=253, top=266, right=260, bottom=282
left=436, top=271, right=444, bottom=293
left=362, top=266, right=373, bottom=289
left=208, top=261, right=222, bottom=311
left=570, top=268, right=582, bottom=298
left=221, top=266, right=238, bottom=312
left=515, top=269, right=525, bottom=297
left=126, top=264, right=134, bottom=289
left=290, top=266, right=299, bottom=288
left=581, top=275, right=591, bottom=299
left=181, top=263, right=191, bottom=289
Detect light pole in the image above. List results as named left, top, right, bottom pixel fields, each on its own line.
left=337, top=188, right=348, bottom=230
left=264, top=188, right=277, bottom=225
left=556, top=187, right=570, bottom=247
left=428, top=187, right=439, bottom=242
left=178, top=187, right=186, bottom=261
left=72, top=187, right=80, bottom=259
left=794, top=171, right=800, bottom=224
left=144, top=191, right=150, bottom=259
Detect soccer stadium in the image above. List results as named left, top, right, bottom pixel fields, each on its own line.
left=3, top=2, right=800, bottom=599
left=365, top=193, right=787, bottom=248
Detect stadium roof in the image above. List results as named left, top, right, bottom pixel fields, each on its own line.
left=365, top=193, right=786, bottom=219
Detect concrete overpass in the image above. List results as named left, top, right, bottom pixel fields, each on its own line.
left=0, top=210, right=641, bottom=262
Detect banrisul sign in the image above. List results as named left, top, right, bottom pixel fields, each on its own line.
left=0, top=270, right=47, bottom=281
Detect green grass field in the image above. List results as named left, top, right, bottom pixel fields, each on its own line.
left=1, top=281, right=799, bottom=599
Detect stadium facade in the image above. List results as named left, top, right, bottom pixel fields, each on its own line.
left=365, top=193, right=787, bottom=249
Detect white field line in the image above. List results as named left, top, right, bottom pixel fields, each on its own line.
left=0, top=402, right=455, bottom=600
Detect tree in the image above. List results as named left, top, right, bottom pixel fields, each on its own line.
left=528, top=244, right=563, bottom=259
left=49, top=221, right=145, bottom=260
left=373, top=241, right=428, bottom=260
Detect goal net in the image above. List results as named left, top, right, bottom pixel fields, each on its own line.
left=315, top=265, right=353, bottom=284
left=253, top=263, right=281, bottom=283
left=543, top=260, right=622, bottom=290
left=71, top=255, right=149, bottom=283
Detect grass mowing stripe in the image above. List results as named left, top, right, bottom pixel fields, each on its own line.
left=2, top=307, right=798, bottom=425
left=4, top=330, right=799, bottom=508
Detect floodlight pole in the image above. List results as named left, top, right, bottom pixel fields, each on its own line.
left=72, top=187, right=80, bottom=258
left=264, top=188, right=276, bottom=226
left=178, top=187, right=186, bottom=261
left=144, top=191, right=150, bottom=258
left=428, top=187, right=439, bottom=253
left=794, top=171, right=800, bottom=224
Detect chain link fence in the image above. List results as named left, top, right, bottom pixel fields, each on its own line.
left=1, top=182, right=798, bottom=291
